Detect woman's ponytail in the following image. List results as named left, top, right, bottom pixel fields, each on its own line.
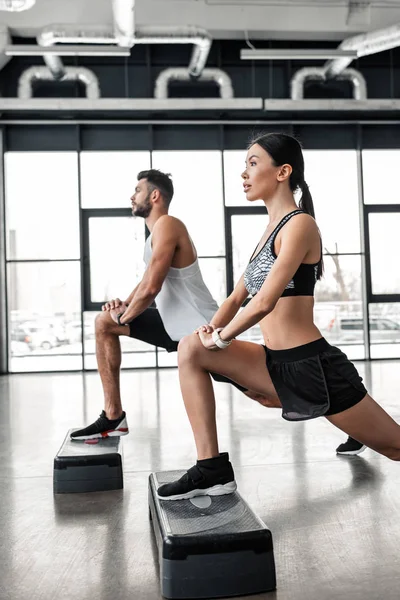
left=298, top=180, right=323, bottom=279
left=298, top=180, right=315, bottom=219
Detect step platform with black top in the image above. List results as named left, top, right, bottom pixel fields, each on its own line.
left=148, top=471, right=276, bottom=599
left=53, top=429, right=123, bottom=494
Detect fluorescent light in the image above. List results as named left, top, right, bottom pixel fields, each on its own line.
left=6, top=45, right=131, bottom=57
left=241, top=49, right=358, bottom=60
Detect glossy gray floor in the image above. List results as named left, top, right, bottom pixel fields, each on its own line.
left=1, top=361, right=400, bottom=600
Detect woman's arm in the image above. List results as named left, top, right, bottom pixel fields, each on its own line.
left=209, top=275, right=249, bottom=329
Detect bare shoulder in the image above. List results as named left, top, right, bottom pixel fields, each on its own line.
left=153, top=215, right=186, bottom=237
left=284, top=212, right=319, bottom=237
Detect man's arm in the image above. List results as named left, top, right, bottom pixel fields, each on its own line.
left=124, top=283, right=140, bottom=306
left=118, top=217, right=178, bottom=324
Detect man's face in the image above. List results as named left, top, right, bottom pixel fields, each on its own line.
left=130, top=179, right=153, bottom=218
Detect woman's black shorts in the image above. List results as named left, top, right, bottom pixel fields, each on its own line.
left=264, top=337, right=367, bottom=421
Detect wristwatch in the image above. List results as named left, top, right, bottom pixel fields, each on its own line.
left=117, top=312, right=128, bottom=326
left=211, top=328, right=232, bottom=349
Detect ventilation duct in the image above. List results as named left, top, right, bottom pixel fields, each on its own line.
left=37, top=26, right=117, bottom=81
left=155, top=67, right=233, bottom=99
left=112, top=0, right=135, bottom=46
left=134, top=26, right=212, bottom=78
left=323, top=23, right=400, bottom=78
left=291, top=66, right=367, bottom=100
left=0, top=25, right=11, bottom=72
left=0, top=0, right=35, bottom=11
left=18, top=66, right=100, bottom=99
left=37, top=24, right=212, bottom=81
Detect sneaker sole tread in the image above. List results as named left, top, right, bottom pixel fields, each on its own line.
left=157, top=481, right=237, bottom=501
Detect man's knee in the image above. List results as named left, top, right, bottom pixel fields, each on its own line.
left=95, top=311, right=115, bottom=336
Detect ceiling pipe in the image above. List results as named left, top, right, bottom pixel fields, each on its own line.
left=37, top=26, right=116, bottom=81
left=35, top=2, right=211, bottom=81
left=323, top=23, right=400, bottom=78
left=0, top=0, right=35, bottom=10
left=0, top=25, right=11, bottom=73
left=155, top=67, right=233, bottom=99
left=17, top=66, right=101, bottom=99
left=134, top=26, right=212, bottom=77
left=291, top=66, right=367, bottom=100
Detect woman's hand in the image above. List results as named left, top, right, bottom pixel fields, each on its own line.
left=194, top=323, right=215, bottom=335
left=196, top=329, right=220, bottom=351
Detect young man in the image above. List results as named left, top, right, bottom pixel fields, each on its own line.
left=71, top=169, right=249, bottom=440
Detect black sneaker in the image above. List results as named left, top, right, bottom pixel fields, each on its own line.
left=336, top=436, right=366, bottom=456
left=70, top=411, right=129, bottom=441
left=157, top=452, right=237, bottom=501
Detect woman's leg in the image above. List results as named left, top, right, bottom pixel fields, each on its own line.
left=177, top=334, right=279, bottom=460
left=243, top=390, right=282, bottom=408
left=326, top=394, right=400, bottom=460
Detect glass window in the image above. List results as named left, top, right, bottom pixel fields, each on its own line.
left=157, top=349, right=178, bottom=368
left=368, top=213, right=400, bottom=295
left=8, top=261, right=82, bottom=372
left=80, top=152, right=150, bottom=208
left=152, top=151, right=225, bottom=256
left=83, top=311, right=156, bottom=369
left=198, top=258, right=226, bottom=307
left=231, top=213, right=267, bottom=286
left=369, top=303, right=400, bottom=359
left=341, top=319, right=363, bottom=330
left=88, top=216, right=145, bottom=303
left=314, top=255, right=364, bottom=359
left=5, top=152, right=80, bottom=260
left=362, top=151, right=400, bottom=204
left=303, top=150, right=361, bottom=254
left=223, top=150, right=265, bottom=208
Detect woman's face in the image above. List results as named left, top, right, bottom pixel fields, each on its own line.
left=241, top=143, right=285, bottom=202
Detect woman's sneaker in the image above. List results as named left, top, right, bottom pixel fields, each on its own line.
left=336, top=436, right=366, bottom=456
left=70, top=411, right=129, bottom=440
left=157, top=452, right=237, bottom=501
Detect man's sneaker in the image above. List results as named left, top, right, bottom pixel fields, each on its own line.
left=157, top=452, right=237, bottom=501
left=336, top=436, right=366, bottom=456
left=70, top=411, right=129, bottom=440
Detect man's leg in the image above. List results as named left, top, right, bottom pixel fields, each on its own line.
left=71, top=308, right=178, bottom=440
left=95, top=310, right=131, bottom=420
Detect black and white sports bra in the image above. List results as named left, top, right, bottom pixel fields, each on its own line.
left=244, top=210, right=321, bottom=298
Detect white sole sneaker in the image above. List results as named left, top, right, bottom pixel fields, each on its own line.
left=70, top=417, right=129, bottom=441
left=337, top=445, right=367, bottom=456
left=157, top=480, right=237, bottom=501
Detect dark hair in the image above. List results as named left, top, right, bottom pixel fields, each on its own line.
left=137, top=169, right=174, bottom=208
left=249, top=132, right=323, bottom=279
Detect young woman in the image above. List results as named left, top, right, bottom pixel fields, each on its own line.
left=157, top=133, right=400, bottom=501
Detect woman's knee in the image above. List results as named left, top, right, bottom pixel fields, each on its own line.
left=178, top=333, right=202, bottom=364
left=382, top=446, right=400, bottom=461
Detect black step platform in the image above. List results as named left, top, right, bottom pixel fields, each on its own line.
left=148, top=471, right=276, bottom=599
left=53, top=430, right=123, bottom=494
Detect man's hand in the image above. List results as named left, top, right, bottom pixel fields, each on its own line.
left=109, top=304, right=129, bottom=325
left=102, top=298, right=126, bottom=312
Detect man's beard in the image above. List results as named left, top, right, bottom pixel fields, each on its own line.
left=132, top=193, right=152, bottom=218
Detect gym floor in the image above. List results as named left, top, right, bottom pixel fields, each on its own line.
left=0, top=361, right=399, bottom=600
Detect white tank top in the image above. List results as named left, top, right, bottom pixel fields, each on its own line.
left=144, top=233, right=219, bottom=341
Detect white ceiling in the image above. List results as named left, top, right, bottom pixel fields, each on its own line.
left=1, top=0, right=400, bottom=41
